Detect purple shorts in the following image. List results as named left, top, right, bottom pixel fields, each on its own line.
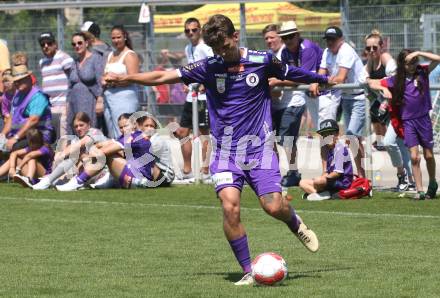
left=119, top=165, right=134, bottom=188
left=403, top=115, right=434, bottom=149
left=210, top=150, right=282, bottom=197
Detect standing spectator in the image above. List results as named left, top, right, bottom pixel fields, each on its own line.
left=364, top=30, right=414, bottom=191
left=271, top=20, right=323, bottom=187
left=310, top=26, right=366, bottom=178
left=103, top=25, right=139, bottom=138
left=81, top=21, right=112, bottom=57
left=5, top=65, right=54, bottom=152
left=1, top=69, right=15, bottom=150
left=38, top=32, right=74, bottom=140
left=165, top=18, right=213, bottom=181
left=67, top=32, right=105, bottom=134
left=0, top=39, right=10, bottom=96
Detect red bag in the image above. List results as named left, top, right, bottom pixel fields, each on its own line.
left=338, top=177, right=373, bottom=200
left=388, top=104, right=404, bottom=138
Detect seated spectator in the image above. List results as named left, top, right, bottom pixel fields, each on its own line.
left=32, top=112, right=106, bottom=190
left=0, top=129, right=53, bottom=186
left=299, top=119, right=353, bottom=201
left=11, top=51, right=38, bottom=85
left=3, top=65, right=54, bottom=153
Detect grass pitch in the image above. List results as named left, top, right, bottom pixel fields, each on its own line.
left=0, top=184, right=439, bottom=297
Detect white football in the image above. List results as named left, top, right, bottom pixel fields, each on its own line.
left=251, top=252, right=288, bottom=286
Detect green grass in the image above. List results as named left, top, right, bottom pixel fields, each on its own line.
left=0, top=184, right=439, bottom=297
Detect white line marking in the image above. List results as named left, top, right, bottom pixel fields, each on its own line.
left=1, top=196, right=439, bottom=219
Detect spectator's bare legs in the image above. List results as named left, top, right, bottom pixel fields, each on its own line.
left=354, top=139, right=366, bottom=178
left=423, top=147, right=436, bottom=183
left=175, top=127, right=192, bottom=175
left=299, top=176, right=327, bottom=194
left=200, top=127, right=211, bottom=175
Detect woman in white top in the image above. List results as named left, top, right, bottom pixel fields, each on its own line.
left=103, top=25, right=140, bottom=139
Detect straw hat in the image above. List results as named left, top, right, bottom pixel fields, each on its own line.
left=278, top=21, right=301, bottom=37
left=11, top=64, right=32, bottom=82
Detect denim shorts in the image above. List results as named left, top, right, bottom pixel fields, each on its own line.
left=342, top=97, right=366, bottom=137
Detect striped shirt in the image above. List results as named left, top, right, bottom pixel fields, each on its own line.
left=39, top=50, right=74, bottom=106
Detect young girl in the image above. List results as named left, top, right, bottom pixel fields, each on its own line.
left=0, top=129, right=53, bottom=187
left=32, top=112, right=107, bottom=190
left=56, top=113, right=173, bottom=191
left=368, top=50, right=440, bottom=200
left=299, top=119, right=353, bottom=201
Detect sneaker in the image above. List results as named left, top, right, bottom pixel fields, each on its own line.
left=426, top=180, right=438, bottom=199
left=294, top=215, right=319, bottom=252
left=90, top=171, right=113, bottom=189
left=55, top=177, right=84, bottom=192
left=281, top=170, right=301, bottom=187
left=182, top=171, right=194, bottom=180
left=13, top=174, right=33, bottom=188
left=306, top=192, right=331, bottom=201
left=413, top=191, right=426, bottom=201
left=32, top=176, right=52, bottom=190
left=397, top=169, right=409, bottom=192
left=201, top=173, right=213, bottom=184
left=234, top=272, right=254, bottom=286
left=407, top=183, right=416, bottom=192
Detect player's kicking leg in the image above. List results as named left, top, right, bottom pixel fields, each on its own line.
left=259, top=192, right=319, bottom=252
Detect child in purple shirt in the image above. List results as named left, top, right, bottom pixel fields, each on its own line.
left=299, top=119, right=353, bottom=201
left=368, top=50, right=440, bottom=200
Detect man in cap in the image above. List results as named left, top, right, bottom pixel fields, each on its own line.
left=2, top=65, right=54, bottom=152
left=270, top=20, right=323, bottom=187
left=310, top=26, right=366, bottom=178
left=38, top=32, right=74, bottom=140
left=299, top=119, right=353, bottom=201
left=81, top=21, right=112, bottom=57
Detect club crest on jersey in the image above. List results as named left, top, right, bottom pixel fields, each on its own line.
left=246, top=73, right=259, bottom=87
left=216, top=78, right=226, bottom=93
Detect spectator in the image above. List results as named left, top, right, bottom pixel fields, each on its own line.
left=168, top=17, right=214, bottom=181
left=5, top=65, right=54, bottom=152
left=103, top=25, right=139, bottom=139
left=67, top=32, right=105, bottom=134
left=11, top=51, right=37, bottom=85
left=38, top=32, right=74, bottom=140
left=310, top=26, right=366, bottom=178
left=300, top=119, right=353, bottom=201
left=364, top=30, right=414, bottom=191
left=0, top=39, right=10, bottom=96
left=81, top=21, right=112, bottom=57
left=272, top=20, right=323, bottom=187
left=1, top=70, right=15, bottom=143
left=152, top=53, right=171, bottom=104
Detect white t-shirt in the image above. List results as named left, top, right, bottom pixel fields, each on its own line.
left=184, top=41, right=213, bottom=102
left=150, top=133, right=172, bottom=170
left=320, top=42, right=365, bottom=99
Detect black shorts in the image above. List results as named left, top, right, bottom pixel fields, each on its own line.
left=370, top=99, right=390, bottom=124
left=180, top=101, right=210, bottom=129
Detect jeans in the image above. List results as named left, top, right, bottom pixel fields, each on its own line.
left=383, top=122, right=412, bottom=176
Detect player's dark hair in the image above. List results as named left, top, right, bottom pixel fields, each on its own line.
left=392, top=49, right=423, bottom=107
left=111, top=25, right=133, bottom=50
left=26, top=128, right=44, bottom=149
left=118, top=113, right=132, bottom=122
left=262, top=24, right=279, bottom=36
left=202, top=14, right=235, bottom=49
left=73, top=112, right=91, bottom=125
left=184, top=18, right=201, bottom=28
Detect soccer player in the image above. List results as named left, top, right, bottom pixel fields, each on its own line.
left=104, top=14, right=332, bottom=285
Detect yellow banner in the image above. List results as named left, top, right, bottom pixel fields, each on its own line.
left=154, top=2, right=341, bottom=34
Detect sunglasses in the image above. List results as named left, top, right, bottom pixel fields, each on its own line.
left=365, top=45, right=379, bottom=52
left=40, top=41, right=54, bottom=47
left=71, top=41, right=84, bottom=47
left=184, top=28, right=199, bottom=34
left=281, top=34, right=297, bottom=41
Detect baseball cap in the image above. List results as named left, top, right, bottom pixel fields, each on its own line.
left=81, top=21, right=101, bottom=38
left=323, top=26, right=343, bottom=40
left=317, top=119, right=339, bottom=135
left=38, top=32, right=56, bottom=44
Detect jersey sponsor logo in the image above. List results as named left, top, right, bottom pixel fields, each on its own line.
left=182, top=61, right=203, bottom=72
left=216, top=78, right=226, bottom=93
left=245, top=73, right=259, bottom=87
left=249, top=55, right=265, bottom=63
left=212, top=172, right=233, bottom=187
left=227, top=64, right=245, bottom=73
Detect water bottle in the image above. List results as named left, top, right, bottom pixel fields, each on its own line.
left=374, top=170, right=382, bottom=188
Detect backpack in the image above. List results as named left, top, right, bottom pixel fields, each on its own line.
left=337, top=177, right=373, bottom=200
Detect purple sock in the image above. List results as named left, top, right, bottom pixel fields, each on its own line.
left=229, top=235, right=252, bottom=273
left=286, top=207, right=300, bottom=233
left=76, top=172, right=91, bottom=184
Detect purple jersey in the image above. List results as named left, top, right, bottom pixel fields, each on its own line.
left=280, top=39, right=323, bottom=72
left=117, top=130, right=154, bottom=180
left=25, top=145, right=54, bottom=173
left=383, top=65, right=431, bottom=120
left=326, top=142, right=353, bottom=188
left=178, top=48, right=327, bottom=154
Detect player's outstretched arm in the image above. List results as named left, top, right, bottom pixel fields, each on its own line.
left=104, top=70, right=182, bottom=87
